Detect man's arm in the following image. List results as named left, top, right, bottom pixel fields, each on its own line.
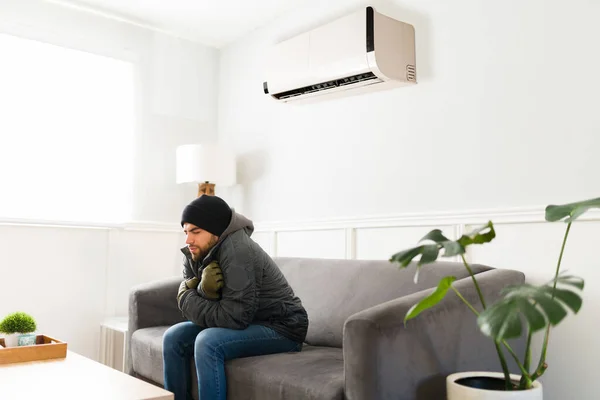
left=179, top=243, right=260, bottom=330
left=182, top=255, right=196, bottom=279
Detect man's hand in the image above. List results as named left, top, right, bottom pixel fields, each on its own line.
left=201, top=261, right=224, bottom=299
left=177, top=277, right=199, bottom=306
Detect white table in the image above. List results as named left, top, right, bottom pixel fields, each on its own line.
left=0, top=350, right=173, bottom=399
left=100, top=316, right=129, bottom=372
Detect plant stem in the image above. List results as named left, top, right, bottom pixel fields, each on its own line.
left=451, top=286, right=514, bottom=390
left=451, top=286, right=480, bottom=316
left=501, top=339, right=532, bottom=388
left=494, top=342, right=513, bottom=390
left=461, top=254, right=487, bottom=309
left=534, top=222, right=572, bottom=377
left=520, top=329, right=533, bottom=388
left=552, top=222, right=572, bottom=294
left=524, top=330, right=532, bottom=371
left=531, top=363, right=548, bottom=381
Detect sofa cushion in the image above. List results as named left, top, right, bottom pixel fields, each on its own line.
left=131, top=326, right=343, bottom=400
left=274, top=257, right=492, bottom=348
left=131, top=326, right=169, bottom=386
left=226, top=345, right=343, bottom=400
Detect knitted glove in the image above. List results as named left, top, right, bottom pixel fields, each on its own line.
left=201, top=261, right=224, bottom=299
left=177, top=277, right=199, bottom=306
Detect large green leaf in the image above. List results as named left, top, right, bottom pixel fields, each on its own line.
left=420, top=229, right=450, bottom=244
left=477, top=275, right=584, bottom=341
left=390, top=222, right=496, bottom=267
left=412, top=245, right=440, bottom=283
left=442, top=241, right=465, bottom=257
left=545, top=197, right=600, bottom=222
left=457, top=222, right=496, bottom=247
left=420, top=244, right=440, bottom=264
left=390, top=245, right=426, bottom=267
left=419, top=229, right=467, bottom=257
left=404, top=276, right=457, bottom=325
left=487, top=298, right=524, bottom=338
left=555, top=274, right=585, bottom=290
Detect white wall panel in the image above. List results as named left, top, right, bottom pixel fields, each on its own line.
left=251, top=232, right=274, bottom=256
left=276, top=229, right=346, bottom=259
left=355, top=225, right=457, bottom=261
left=0, top=225, right=108, bottom=360
left=469, top=222, right=567, bottom=282
left=107, top=229, right=184, bottom=317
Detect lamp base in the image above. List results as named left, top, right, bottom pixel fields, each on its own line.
left=198, top=182, right=215, bottom=197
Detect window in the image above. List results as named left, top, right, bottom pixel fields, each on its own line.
left=0, top=33, right=135, bottom=224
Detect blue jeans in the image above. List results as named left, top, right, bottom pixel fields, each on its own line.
left=162, top=322, right=302, bottom=400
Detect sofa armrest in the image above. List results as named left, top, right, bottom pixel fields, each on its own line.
left=342, top=268, right=526, bottom=400
left=126, top=276, right=186, bottom=374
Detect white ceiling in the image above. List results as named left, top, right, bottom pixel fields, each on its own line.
left=47, top=0, right=309, bottom=48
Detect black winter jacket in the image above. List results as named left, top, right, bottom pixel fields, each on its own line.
left=178, top=211, right=308, bottom=343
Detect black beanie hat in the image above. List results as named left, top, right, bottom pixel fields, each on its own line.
left=180, top=195, right=232, bottom=237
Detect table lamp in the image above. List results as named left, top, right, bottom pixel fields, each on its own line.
left=176, top=143, right=237, bottom=197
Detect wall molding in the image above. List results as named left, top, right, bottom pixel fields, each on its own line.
left=0, top=218, right=181, bottom=233
left=253, top=205, right=600, bottom=233
left=2, top=204, right=599, bottom=237
left=252, top=205, right=600, bottom=261
left=123, top=221, right=181, bottom=233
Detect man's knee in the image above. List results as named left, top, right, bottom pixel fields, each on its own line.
left=163, top=322, right=191, bottom=351
left=194, top=328, right=221, bottom=357
left=163, top=325, right=179, bottom=351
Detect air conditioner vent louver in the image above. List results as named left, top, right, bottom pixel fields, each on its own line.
left=274, top=72, right=379, bottom=100
left=406, top=65, right=416, bottom=82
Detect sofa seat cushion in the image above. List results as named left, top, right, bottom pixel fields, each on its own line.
left=131, top=326, right=169, bottom=385
left=226, top=345, right=344, bottom=400
left=132, top=326, right=344, bottom=400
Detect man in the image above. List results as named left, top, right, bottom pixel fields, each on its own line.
left=163, top=195, right=309, bottom=400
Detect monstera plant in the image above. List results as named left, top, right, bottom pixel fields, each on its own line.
left=390, top=197, right=599, bottom=398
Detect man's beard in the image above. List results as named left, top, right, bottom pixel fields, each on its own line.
left=191, top=236, right=218, bottom=262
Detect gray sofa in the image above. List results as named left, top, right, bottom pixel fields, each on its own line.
left=127, top=257, right=525, bottom=400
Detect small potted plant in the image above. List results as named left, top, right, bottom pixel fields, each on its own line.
left=390, top=197, right=599, bottom=399
left=0, top=312, right=37, bottom=348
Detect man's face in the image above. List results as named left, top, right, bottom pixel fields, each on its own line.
left=183, top=223, right=219, bottom=261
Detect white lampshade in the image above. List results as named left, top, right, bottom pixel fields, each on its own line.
left=176, top=144, right=237, bottom=186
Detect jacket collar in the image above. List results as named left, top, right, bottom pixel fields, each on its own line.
left=179, top=209, right=254, bottom=265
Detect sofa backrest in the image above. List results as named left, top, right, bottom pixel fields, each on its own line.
left=273, top=257, right=492, bottom=348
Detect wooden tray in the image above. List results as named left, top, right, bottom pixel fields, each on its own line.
left=0, top=335, right=67, bottom=365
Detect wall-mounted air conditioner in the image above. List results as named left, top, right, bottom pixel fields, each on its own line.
left=263, top=6, right=416, bottom=104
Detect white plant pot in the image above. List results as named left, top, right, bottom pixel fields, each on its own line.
left=2, top=333, right=20, bottom=347
left=447, top=372, right=543, bottom=400
left=1, top=333, right=36, bottom=347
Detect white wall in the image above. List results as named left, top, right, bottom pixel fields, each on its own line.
left=0, top=223, right=182, bottom=360
left=219, top=0, right=600, bottom=399
left=218, top=0, right=600, bottom=222
left=0, top=0, right=212, bottom=360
